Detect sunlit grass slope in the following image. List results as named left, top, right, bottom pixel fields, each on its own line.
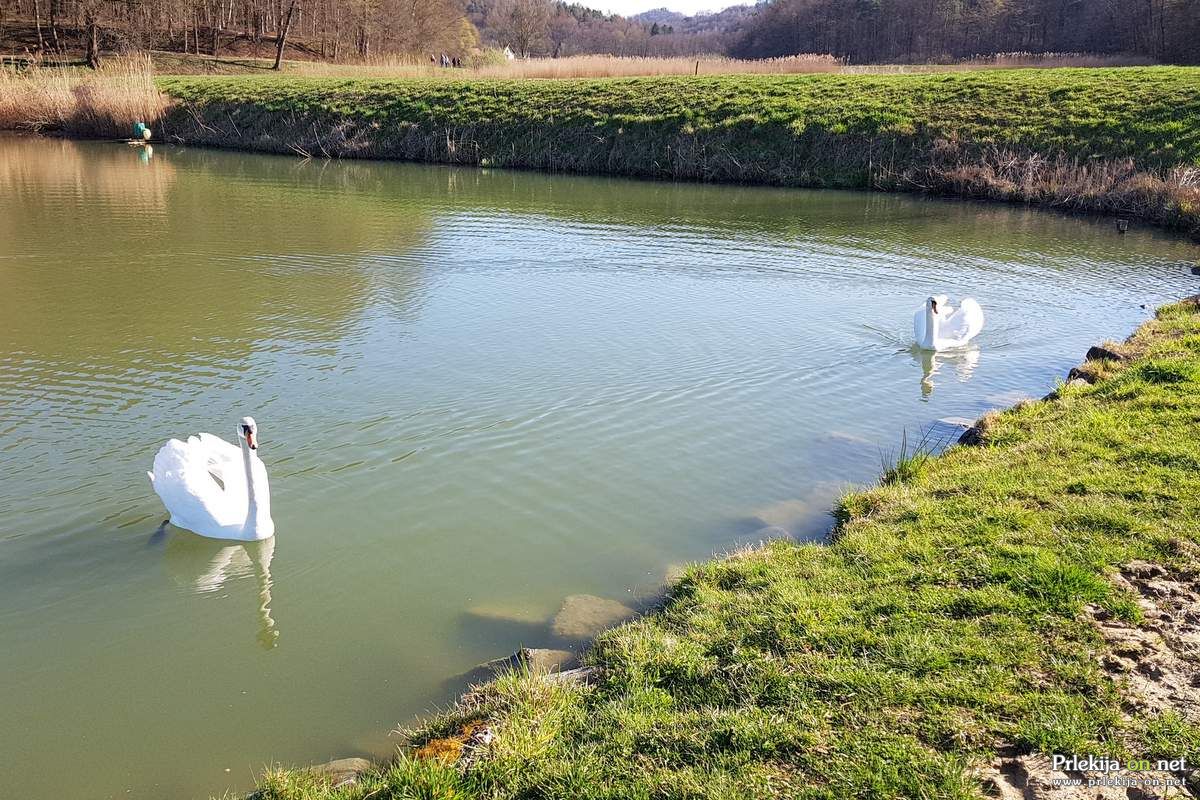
left=158, top=68, right=1200, bottom=166
left=157, top=67, right=1200, bottom=236
left=241, top=297, right=1200, bottom=798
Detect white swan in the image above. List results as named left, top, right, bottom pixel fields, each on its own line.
left=914, top=295, right=984, bottom=351
left=147, top=416, right=275, bottom=541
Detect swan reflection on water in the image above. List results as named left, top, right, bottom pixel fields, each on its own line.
left=161, top=532, right=280, bottom=650
left=913, top=345, right=981, bottom=397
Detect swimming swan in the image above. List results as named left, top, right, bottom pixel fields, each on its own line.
left=914, top=295, right=984, bottom=351
left=148, top=416, right=275, bottom=541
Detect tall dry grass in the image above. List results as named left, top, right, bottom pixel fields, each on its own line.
left=847, top=52, right=1154, bottom=74
left=474, top=54, right=844, bottom=78
left=882, top=144, right=1200, bottom=237
left=140, top=48, right=1157, bottom=81
left=0, top=54, right=170, bottom=136
left=271, top=52, right=845, bottom=79
left=162, top=50, right=1149, bottom=80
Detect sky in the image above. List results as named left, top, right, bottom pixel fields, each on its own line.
left=594, top=0, right=740, bottom=18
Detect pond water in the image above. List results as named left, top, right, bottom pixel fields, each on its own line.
left=1, top=135, right=1195, bottom=799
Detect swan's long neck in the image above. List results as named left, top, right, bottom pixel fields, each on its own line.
left=240, top=439, right=272, bottom=535
left=922, top=301, right=939, bottom=349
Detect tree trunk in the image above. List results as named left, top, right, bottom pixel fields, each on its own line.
left=49, top=0, right=60, bottom=52
left=85, top=15, right=100, bottom=68
left=33, top=0, right=44, bottom=50
left=273, top=0, right=296, bottom=69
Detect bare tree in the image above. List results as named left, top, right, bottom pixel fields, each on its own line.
left=496, top=0, right=549, bottom=57
left=272, top=0, right=296, bottom=69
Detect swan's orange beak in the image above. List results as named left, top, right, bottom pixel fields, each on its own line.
left=244, top=428, right=256, bottom=450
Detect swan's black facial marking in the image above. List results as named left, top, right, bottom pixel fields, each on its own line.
left=930, top=298, right=939, bottom=314
left=242, top=425, right=257, bottom=450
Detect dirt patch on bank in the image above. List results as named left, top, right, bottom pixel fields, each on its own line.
left=980, top=560, right=1200, bottom=798
left=1096, top=561, right=1200, bottom=719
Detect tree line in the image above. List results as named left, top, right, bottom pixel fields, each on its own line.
left=1, top=0, right=1197, bottom=66
left=0, top=0, right=476, bottom=65
left=732, top=0, right=1200, bottom=65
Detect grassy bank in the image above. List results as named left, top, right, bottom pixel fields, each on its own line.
left=3, top=65, right=1197, bottom=235
left=154, top=67, right=1200, bottom=237
left=242, top=298, right=1200, bottom=799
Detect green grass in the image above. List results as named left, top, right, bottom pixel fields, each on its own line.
left=239, top=298, right=1200, bottom=799
left=154, top=68, right=1200, bottom=237
left=156, top=68, right=1200, bottom=170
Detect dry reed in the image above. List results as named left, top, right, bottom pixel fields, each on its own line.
left=0, top=54, right=170, bottom=136
left=278, top=53, right=845, bottom=79
left=847, top=52, right=1153, bottom=73
left=883, top=144, right=1200, bottom=237
left=156, top=50, right=1150, bottom=80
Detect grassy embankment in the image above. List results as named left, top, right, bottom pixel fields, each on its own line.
left=151, top=67, right=1200, bottom=238
left=3, top=64, right=1197, bottom=235
left=244, top=300, right=1200, bottom=799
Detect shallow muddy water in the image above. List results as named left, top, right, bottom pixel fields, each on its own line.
left=1, top=135, right=1195, bottom=799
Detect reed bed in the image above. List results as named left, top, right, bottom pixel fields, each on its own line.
left=846, top=52, right=1155, bottom=74
left=470, top=53, right=845, bottom=78
left=888, top=147, right=1200, bottom=236
left=281, top=51, right=1156, bottom=80
left=276, top=53, right=845, bottom=79
left=0, top=54, right=170, bottom=136
left=146, top=50, right=1152, bottom=80
left=964, top=50, right=1156, bottom=68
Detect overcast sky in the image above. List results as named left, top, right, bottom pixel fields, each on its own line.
left=595, top=0, right=737, bottom=18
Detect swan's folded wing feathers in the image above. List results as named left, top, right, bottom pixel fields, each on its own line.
left=151, top=435, right=245, bottom=530
left=193, top=432, right=242, bottom=484
left=942, top=298, right=985, bottom=342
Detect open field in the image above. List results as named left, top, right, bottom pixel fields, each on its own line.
left=242, top=297, right=1200, bottom=798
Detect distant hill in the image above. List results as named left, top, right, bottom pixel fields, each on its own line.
left=631, top=8, right=686, bottom=26
left=632, top=4, right=754, bottom=35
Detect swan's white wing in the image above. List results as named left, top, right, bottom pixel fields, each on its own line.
left=194, top=432, right=242, bottom=487
left=151, top=434, right=247, bottom=535
left=941, top=298, right=985, bottom=345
